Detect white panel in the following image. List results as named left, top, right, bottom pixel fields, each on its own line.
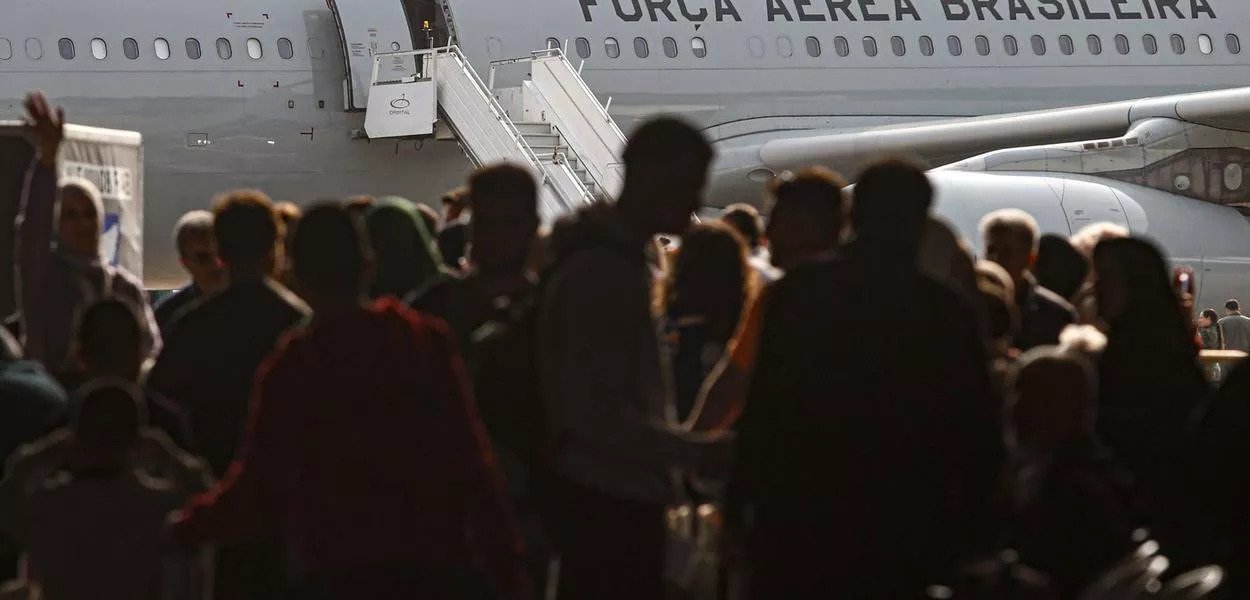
left=365, top=81, right=436, bottom=138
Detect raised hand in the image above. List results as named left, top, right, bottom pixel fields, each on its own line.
left=23, top=91, right=65, bottom=167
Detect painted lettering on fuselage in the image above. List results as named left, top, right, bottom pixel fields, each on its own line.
left=575, top=0, right=1217, bottom=21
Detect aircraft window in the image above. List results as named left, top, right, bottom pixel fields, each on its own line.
left=123, top=38, right=139, bottom=60
left=1059, top=35, right=1074, bottom=56
left=247, top=38, right=263, bottom=59
left=634, top=37, right=649, bottom=58
left=91, top=38, right=107, bottom=60
left=154, top=38, right=170, bottom=60
left=576, top=37, right=591, bottom=59
left=862, top=36, right=878, bottom=57
left=1031, top=35, right=1046, bottom=55
left=805, top=36, right=821, bottom=57
left=58, top=38, right=75, bottom=60
left=546, top=37, right=560, bottom=51
left=605, top=37, right=620, bottom=58
left=1228, top=34, right=1242, bottom=54
left=278, top=37, right=294, bottom=60
left=1087, top=35, right=1102, bottom=55
left=1171, top=34, right=1186, bottom=54
left=663, top=37, right=678, bottom=58
left=748, top=36, right=765, bottom=58
left=891, top=36, right=905, bottom=56
left=975, top=35, right=990, bottom=56
left=216, top=38, right=232, bottom=60
left=1143, top=34, right=1158, bottom=55
left=1115, top=34, right=1130, bottom=55
left=1004, top=35, right=1019, bottom=56
left=834, top=36, right=850, bottom=57
left=185, top=38, right=201, bottom=59
left=919, top=35, right=934, bottom=57
left=0, top=39, right=10, bottom=61
left=1198, top=34, right=1213, bottom=55
left=947, top=35, right=962, bottom=57
left=692, top=37, right=707, bottom=58
left=777, top=36, right=793, bottom=58
left=26, top=38, right=43, bottom=60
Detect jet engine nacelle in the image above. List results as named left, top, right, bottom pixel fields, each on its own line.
left=928, top=170, right=1250, bottom=312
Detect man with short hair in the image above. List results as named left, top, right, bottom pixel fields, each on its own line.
left=1220, top=299, right=1250, bottom=352
left=171, top=203, right=528, bottom=599
left=539, top=117, right=730, bottom=599
left=148, top=189, right=308, bottom=600
left=155, top=211, right=224, bottom=334
left=721, top=203, right=781, bottom=284
left=980, top=209, right=1077, bottom=350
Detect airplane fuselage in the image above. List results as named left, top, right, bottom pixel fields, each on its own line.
left=3, top=0, right=1250, bottom=287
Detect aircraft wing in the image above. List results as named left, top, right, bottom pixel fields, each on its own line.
left=758, top=86, right=1250, bottom=174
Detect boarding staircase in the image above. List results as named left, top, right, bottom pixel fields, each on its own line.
left=362, top=44, right=626, bottom=224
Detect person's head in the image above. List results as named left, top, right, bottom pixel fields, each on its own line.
left=1226, top=299, right=1241, bottom=315
left=441, top=186, right=470, bottom=224
left=1093, top=237, right=1181, bottom=330
left=851, top=159, right=933, bottom=260
left=619, top=117, right=714, bottom=237
left=1070, top=222, right=1130, bottom=260
left=663, top=222, right=751, bottom=342
left=1034, top=233, right=1089, bottom=300
left=212, top=190, right=279, bottom=279
left=1009, top=347, right=1097, bottom=451
left=364, top=197, right=442, bottom=299
left=438, top=222, right=469, bottom=272
left=275, top=202, right=302, bottom=245
left=468, top=163, right=540, bottom=273
left=1201, top=308, right=1220, bottom=328
left=765, top=167, right=846, bottom=270
left=57, top=178, right=105, bottom=257
left=345, top=195, right=376, bottom=218
left=979, top=209, right=1040, bottom=286
left=292, top=202, right=374, bottom=309
left=172, top=210, right=224, bottom=294
left=73, top=298, right=144, bottom=381
left=976, top=260, right=1019, bottom=355
left=71, top=379, right=145, bottom=470
left=720, top=203, right=765, bottom=251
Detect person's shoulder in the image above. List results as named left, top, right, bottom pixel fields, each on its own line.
left=1033, top=283, right=1078, bottom=316
left=0, top=360, right=69, bottom=404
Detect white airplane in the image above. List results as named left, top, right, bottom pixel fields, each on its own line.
left=2, top=0, right=1249, bottom=310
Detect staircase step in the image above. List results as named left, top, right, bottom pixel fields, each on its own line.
left=513, top=121, right=555, bottom=135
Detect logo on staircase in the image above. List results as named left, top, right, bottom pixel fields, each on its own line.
left=390, top=95, right=411, bottom=110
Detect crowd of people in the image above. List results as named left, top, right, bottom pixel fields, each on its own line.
left=1, top=89, right=1249, bottom=600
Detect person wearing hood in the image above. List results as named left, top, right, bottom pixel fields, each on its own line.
left=362, top=196, right=447, bottom=301
left=15, top=92, right=159, bottom=378
left=537, top=117, right=731, bottom=599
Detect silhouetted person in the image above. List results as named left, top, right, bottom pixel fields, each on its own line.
left=1005, top=348, right=1137, bottom=597
left=980, top=210, right=1076, bottom=350
left=721, top=203, right=780, bottom=284
left=441, top=186, right=469, bottom=225
left=660, top=222, right=751, bottom=422
left=538, top=117, right=729, bottom=599
left=363, top=196, right=445, bottom=300
left=148, top=190, right=307, bottom=600
left=60, top=299, right=193, bottom=450
left=415, top=202, right=441, bottom=243
left=275, top=202, right=301, bottom=288
left=154, top=211, right=224, bottom=335
left=438, top=221, right=469, bottom=272
left=1198, top=308, right=1225, bottom=381
left=727, top=160, right=1001, bottom=599
left=1219, top=299, right=1250, bottom=352
left=170, top=203, right=528, bottom=600
left=344, top=195, right=376, bottom=218
left=1034, top=233, right=1088, bottom=302
left=1070, top=222, right=1129, bottom=326
left=0, top=381, right=210, bottom=600
left=1093, top=237, right=1209, bottom=565
left=0, top=329, right=66, bottom=581
left=15, top=92, right=159, bottom=376
left=688, top=167, right=846, bottom=432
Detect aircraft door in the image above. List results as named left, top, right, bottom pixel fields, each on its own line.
left=327, top=0, right=417, bottom=110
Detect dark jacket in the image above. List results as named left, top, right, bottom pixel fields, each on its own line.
left=729, top=248, right=1002, bottom=597
left=1015, top=275, right=1078, bottom=351
left=154, top=284, right=202, bottom=336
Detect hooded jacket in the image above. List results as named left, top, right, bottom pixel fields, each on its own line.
left=538, top=203, right=716, bottom=505
left=16, top=161, right=159, bottom=373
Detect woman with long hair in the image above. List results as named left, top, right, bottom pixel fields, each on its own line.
left=660, top=223, right=753, bottom=422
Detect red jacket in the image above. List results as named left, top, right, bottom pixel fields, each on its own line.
left=171, top=298, right=523, bottom=589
